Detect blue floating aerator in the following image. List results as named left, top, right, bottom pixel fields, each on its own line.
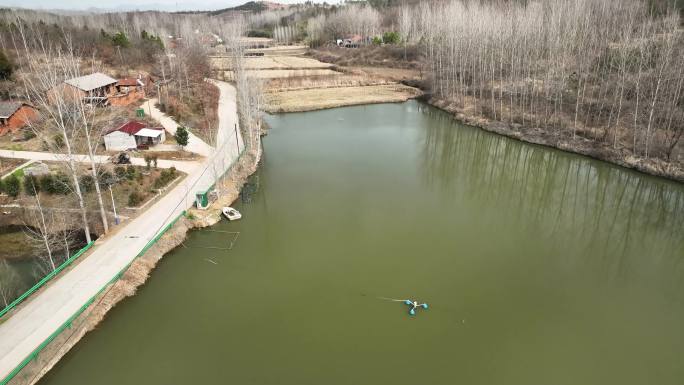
left=403, top=299, right=428, bottom=316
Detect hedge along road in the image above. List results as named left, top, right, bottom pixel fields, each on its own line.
left=0, top=80, right=243, bottom=383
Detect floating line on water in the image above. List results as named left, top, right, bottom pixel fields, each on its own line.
left=204, top=258, right=218, bottom=265
left=376, top=297, right=408, bottom=302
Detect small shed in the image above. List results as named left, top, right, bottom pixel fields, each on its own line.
left=104, top=130, right=137, bottom=151
left=0, top=102, right=38, bottom=135
left=104, top=121, right=166, bottom=151
left=135, top=127, right=166, bottom=147
left=104, top=121, right=146, bottom=151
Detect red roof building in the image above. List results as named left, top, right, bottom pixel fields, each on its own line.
left=104, top=120, right=166, bottom=151
left=115, top=121, right=147, bottom=135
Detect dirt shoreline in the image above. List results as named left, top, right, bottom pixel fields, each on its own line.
left=427, top=97, right=684, bottom=183
left=11, top=83, right=681, bottom=384
left=10, top=144, right=262, bottom=385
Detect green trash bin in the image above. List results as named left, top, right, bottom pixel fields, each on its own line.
left=136, top=108, right=145, bottom=117
left=195, top=192, right=209, bottom=209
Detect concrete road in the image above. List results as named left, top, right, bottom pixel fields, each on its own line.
left=141, top=99, right=214, bottom=157
left=0, top=150, right=198, bottom=174
left=0, top=81, right=242, bottom=382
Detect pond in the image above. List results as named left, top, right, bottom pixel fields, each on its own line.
left=40, top=101, right=684, bottom=385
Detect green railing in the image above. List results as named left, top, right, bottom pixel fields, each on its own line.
left=0, top=242, right=95, bottom=320
left=0, top=122, right=253, bottom=385
left=0, top=211, right=186, bottom=385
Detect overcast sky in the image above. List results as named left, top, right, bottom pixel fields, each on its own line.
left=1, top=0, right=335, bottom=12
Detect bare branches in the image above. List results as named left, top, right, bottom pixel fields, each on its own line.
left=413, top=0, right=683, bottom=162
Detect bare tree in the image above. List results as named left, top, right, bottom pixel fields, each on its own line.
left=15, top=25, right=114, bottom=242
left=0, top=260, right=21, bottom=308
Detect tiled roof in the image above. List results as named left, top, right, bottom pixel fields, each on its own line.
left=115, top=121, right=146, bottom=135
left=0, top=102, right=23, bottom=119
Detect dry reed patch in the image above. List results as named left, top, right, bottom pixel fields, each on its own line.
left=264, top=84, right=423, bottom=113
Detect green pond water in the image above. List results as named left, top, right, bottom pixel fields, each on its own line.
left=40, top=102, right=684, bottom=385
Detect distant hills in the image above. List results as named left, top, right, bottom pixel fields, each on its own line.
left=209, top=1, right=287, bottom=16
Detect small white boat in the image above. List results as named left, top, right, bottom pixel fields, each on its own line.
left=222, top=207, right=242, bottom=221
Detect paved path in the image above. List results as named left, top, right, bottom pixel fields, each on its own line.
left=0, top=81, right=242, bottom=382
left=141, top=99, right=214, bottom=157
left=0, top=149, right=198, bottom=174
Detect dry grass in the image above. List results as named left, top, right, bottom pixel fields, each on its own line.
left=245, top=45, right=308, bottom=57
left=0, top=158, right=28, bottom=176
left=266, top=73, right=394, bottom=92
left=310, top=45, right=423, bottom=70
left=210, top=55, right=333, bottom=71
left=264, top=84, right=423, bottom=113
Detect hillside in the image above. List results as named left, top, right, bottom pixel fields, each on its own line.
left=209, top=1, right=286, bottom=16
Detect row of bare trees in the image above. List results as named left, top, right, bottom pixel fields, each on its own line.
left=225, top=21, right=264, bottom=161
left=410, top=0, right=683, bottom=162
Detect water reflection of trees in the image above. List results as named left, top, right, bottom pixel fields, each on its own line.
left=420, top=106, right=684, bottom=286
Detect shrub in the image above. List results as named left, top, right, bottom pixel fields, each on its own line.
left=99, top=170, right=115, bottom=188
left=372, top=36, right=382, bottom=45
left=125, top=165, right=136, bottom=180
left=4, top=175, right=20, bottom=198
left=79, top=175, right=95, bottom=193
left=52, top=173, right=71, bottom=195
left=23, top=175, right=40, bottom=196
left=153, top=167, right=179, bottom=189
left=23, top=130, right=36, bottom=141
left=383, top=31, right=401, bottom=45
left=111, top=31, right=130, bottom=47
left=128, top=190, right=144, bottom=206
left=115, top=166, right=127, bottom=180
left=39, top=174, right=56, bottom=194
left=53, top=134, right=64, bottom=149
left=247, top=29, right=272, bottom=38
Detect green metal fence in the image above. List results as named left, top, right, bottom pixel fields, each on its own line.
left=0, top=211, right=185, bottom=385
left=0, top=123, right=254, bottom=385
left=0, top=242, right=95, bottom=320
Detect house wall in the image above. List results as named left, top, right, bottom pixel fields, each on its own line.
left=47, top=83, right=86, bottom=105
left=0, top=106, right=38, bottom=135
left=104, top=131, right=137, bottom=151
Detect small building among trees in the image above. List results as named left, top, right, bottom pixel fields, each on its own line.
left=0, top=102, right=38, bottom=135
left=109, top=76, right=146, bottom=106
left=104, top=121, right=166, bottom=151
left=48, top=72, right=118, bottom=106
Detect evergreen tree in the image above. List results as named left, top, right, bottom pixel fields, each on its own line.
left=4, top=175, right=20, bottom=198
left=175, top=126, right=190, bottom=150
left=23, top=175, right=40, bottom=196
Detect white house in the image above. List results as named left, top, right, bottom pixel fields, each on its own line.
left=104, top=121, right=166, bottom=151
